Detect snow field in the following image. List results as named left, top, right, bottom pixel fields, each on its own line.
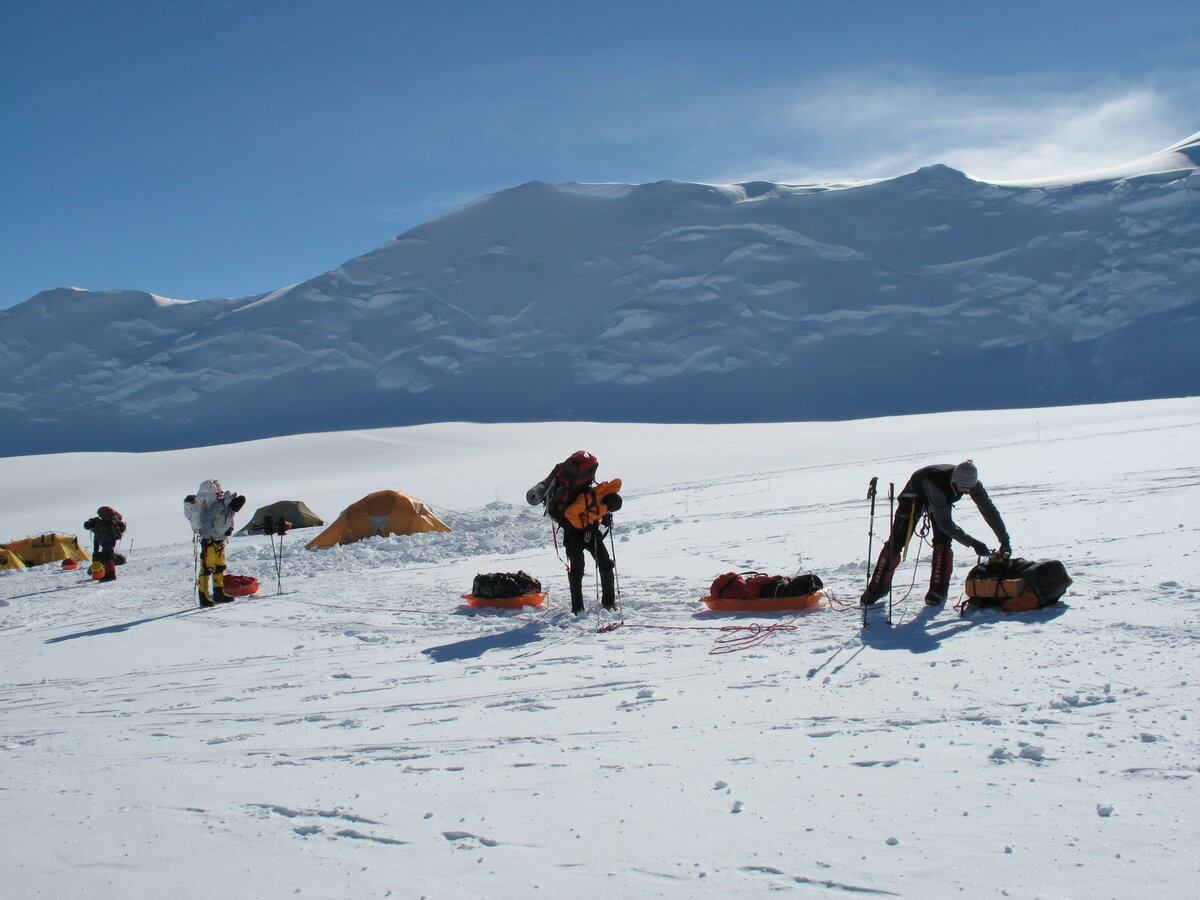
left=1, top=398, right=1198, bottom=897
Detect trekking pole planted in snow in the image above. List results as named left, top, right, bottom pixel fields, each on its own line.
left=275, top=526, right=286, bottom=595
left=192, top=533, right=201, bottom=604
left=886, top=482, right=895, bottom=625
left=268, top=532, right=280, bottom=594
left=266, top=515, right=287, bottom=595
left=863, top=476, right=878, bottom=627
left=606, top=515, right=621, bottom=603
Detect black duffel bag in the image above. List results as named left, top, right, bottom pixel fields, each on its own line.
left=471, top=570, right=542, bottom=599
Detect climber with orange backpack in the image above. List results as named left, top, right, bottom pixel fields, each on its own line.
left=527, top=450, right=623, bottom=615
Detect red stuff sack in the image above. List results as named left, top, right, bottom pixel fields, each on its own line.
left=710, top=572, right=747, bottom=599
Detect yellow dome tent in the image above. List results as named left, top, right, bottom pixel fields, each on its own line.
left=0, top=546, right=28, bottom=571
left=5, top=533, right=91, bottom=567
left=305, top=490, right=450, bottom=550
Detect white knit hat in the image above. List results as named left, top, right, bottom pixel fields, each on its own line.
left=952, top=459, right=978, bottom=489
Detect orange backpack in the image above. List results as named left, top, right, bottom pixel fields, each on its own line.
left=563, top=478, right=623, bottom=529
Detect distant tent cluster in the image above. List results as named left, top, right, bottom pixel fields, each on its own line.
left=0, top=533, right=91, bottom=570
left=0, top=491, right=449, bottom=577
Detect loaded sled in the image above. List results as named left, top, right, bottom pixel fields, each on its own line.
left=701, top=572, right=826, bottom=612
left=462, top=571, right=546, bottom=609
left=961, top=557, right=1071, bottom=614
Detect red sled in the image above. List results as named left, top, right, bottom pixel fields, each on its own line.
left=223, top=575, right=260, bottom=597
left=699, top=593, right=825, bottom=613
left=461, top=591, right=547, bottom=609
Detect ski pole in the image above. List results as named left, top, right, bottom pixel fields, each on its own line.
left=192, top=533, right=200, bottom=603
left=275, top=528, right=285, bottom=595
left=886, top=482, right=895, bottom=625
left=607, top=517, right=621, bottom=602
left=863, top=476, right=878, bottom=627
left=269, top=531, right=283, bottom=595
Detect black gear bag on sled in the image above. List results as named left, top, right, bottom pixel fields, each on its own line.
left=471, top=571, right=542, bottom=599
left=963, top=557, right=1072, bottom=613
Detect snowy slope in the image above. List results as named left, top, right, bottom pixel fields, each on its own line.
left=1, top=399, right=1198, bottom=898
left=2, top=134, right=1198, bottom=456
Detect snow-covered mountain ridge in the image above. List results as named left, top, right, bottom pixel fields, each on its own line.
left=3, top=133, right=1198, bottom=455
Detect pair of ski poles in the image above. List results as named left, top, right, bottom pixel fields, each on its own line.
left=863, top=476, right=894, bottom=626
left=268, top=527, right=286, bottom=595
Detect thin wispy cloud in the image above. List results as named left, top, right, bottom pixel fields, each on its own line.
left=703, top=69, right=1198, bottom=184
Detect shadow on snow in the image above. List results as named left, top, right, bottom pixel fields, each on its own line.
left=862, top=601, right=1069, bottom=655
left=45, top=608, right=198, bottom=643
left=421, top=621, right=548, bottom=662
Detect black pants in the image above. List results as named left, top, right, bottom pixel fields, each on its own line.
left=563, top=525, right=615, bottom=610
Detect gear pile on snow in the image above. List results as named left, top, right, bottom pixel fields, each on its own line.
left=962, top=557, right=1072, bottom=613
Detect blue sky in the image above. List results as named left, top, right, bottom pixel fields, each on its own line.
left=2, top=0, right=1197, bottom=310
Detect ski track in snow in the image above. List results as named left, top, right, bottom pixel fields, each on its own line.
left=1, top=402, right=1198, bottom=898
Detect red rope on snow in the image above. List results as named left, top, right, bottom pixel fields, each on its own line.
left=279, top=596, right=836, bottom=653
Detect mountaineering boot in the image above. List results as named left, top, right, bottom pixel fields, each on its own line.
left=198, top=590, right=215, bottom=609
left=98, top=560, right=117, bottom=582
left=212, top=585, right=234, bottom=604
left=861, top=548, right=902, bottom=605
left=925, top=545, right=953, bottom=605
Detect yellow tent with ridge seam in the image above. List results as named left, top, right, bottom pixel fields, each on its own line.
left=5, top=533, right=91, bottom=567
left=305, top=491, right=450, bottom=550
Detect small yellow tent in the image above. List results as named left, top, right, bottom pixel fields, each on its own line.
left=305, top=491, right=450, bottom=550
left=0, top=547, right=27, bottom=571
left=6, top=533, right=91, bottom=567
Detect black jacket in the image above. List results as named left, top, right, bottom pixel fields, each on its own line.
left=901, top=464, right=1008, bottom=549
left=84, top=515, right=126, bottom=547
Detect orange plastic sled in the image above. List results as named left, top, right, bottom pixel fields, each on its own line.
left=462, top=591, right=547, bottom=609
left=699, top=592, right=824, bottom=612
left=223, top=575, right=261, bottom=597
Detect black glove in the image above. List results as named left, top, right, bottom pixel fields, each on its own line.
left=184, top=495, right=196, bottom=504
left=998, top=540, right=1012, bottom=559
left=969, top=539, right=989, bottom=556
left=230, top=494, right=247, bottom=512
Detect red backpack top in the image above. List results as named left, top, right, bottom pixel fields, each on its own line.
left=543, top=451, right=598, bottom=524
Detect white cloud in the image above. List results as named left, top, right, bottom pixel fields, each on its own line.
left=703, top=68, right=1198, bottom=184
